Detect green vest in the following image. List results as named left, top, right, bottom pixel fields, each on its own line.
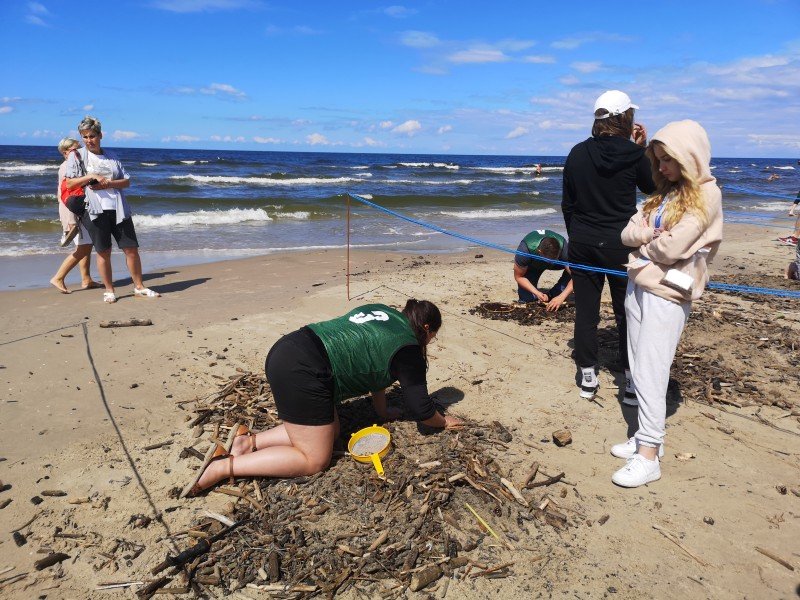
left=522, top=229, right=566, bottom=272
left=308, top=304, right=418, bottom=402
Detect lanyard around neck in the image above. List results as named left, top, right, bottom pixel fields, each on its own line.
left=654, top=198, right=670, bottom=229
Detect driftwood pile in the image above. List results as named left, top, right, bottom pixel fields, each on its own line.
left=161, top=372, right=582, bottom=598
left=470, top=301, right=576, bottom=325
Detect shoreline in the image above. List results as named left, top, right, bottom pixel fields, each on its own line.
left=2, top=219, right=796, bottom=293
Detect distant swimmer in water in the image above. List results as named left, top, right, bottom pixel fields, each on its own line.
left=767, top=173, right=780, bottom=182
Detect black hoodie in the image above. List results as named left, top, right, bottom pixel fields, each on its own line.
left=562, top=135, right=655, bottom=249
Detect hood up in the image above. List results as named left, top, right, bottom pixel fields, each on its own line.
left=651, top=120, right=714, bottom=185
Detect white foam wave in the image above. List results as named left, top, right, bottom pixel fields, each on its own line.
left=473, top=166, right=562, bottom=174
left=135, top=208, right=273, bottom=228
left=751, top=202, right=793, bottom=212
left=398, top=162, right=459, bottom=170
left=772, top=166, right=795, bottom=170
left=179, top=160, right=210, bottom=165
left=171, top=174, right=363, bottom=186
left=273, top=211, right=311, bottom=220
left=140, top=162, right=158, bottom=166
left=502, top=177, right=550, bottom=183
left=384, top=179, right=475, bottom=185
left=350, top=166, right=370, bottom=169
left=0, top=163, right=58, bottom=173
left=438, top=208, right=557, bottom=220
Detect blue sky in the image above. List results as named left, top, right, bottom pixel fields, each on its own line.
left=1, top=0, right=799, bottom=157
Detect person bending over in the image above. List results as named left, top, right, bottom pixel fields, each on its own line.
left=184, top=299, right=463, bottom=497
left=513, top=229, right=573, bottom=311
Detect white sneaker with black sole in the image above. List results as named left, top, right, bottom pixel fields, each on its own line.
left=579, top=366, right=598, bottom=399
left=610, top=437, right=664, bottom=459
left=612, top=454, right=661, bottom=487
left=623, top=369, right=638, bottom=406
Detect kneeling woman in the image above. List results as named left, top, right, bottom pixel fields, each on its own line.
left=185, top=299, right=462, bottom=496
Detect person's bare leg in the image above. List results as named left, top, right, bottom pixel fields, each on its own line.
left=123, top=247, right=145, bottom=289
left=230, top=411, right=340, bottom=456
left=195, top=419, right=338, bottom=490
left=96, top=249, right=114, bottom=292
left=50, top=244, right=92, bottom=293
left=78, top=249, right=99, bottom=288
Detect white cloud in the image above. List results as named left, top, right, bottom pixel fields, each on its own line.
left=437, top=125, right=452, bottom=134
left=83, top=104, right=94, bottom=111
left=400, top=31, right=440, bottom=48
left=306, top=133, right=329, bottom=145
left=253, top=136, right=282, bottom=144
left=551, top=32, right=635, bottom=50
left=32, top=129, right=58, bottom=138
left=571, top=61, right=601, bottom=73
left=523, top=55, right=556, bottom=64
left=392, top=120, right=421, bottom=136
left=447, top=48, right=509, bottom=64
left=151, top=0, right=258, bottom=13
left=497, top=39, right=537, bottom=52
left=0, top=106, right=13, bottom=115
left=747, top=134, right=800, bottom=149
left=1, top=97, right=22, bottom=103
left=162, top=135, right=200, bottom=142
left=539, top=120, right=583, bottom=131
left=112, top=130, right=142, bottom=141
left=210, top=135, right=246, bottom=142
left=505, top=126, right=528, bottom=139
left=384, top=5, right=416, bottom=18
left=379, top=120, right=394, bottom=129
left=559, top=75, right=580, bottom=85
left=201, top=83, right=247, bottom=99
left=25, top=2, right=50, bottom=26
left=361, top=136, right=385, bottom=147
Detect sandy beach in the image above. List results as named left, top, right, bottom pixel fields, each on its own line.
left=0, top=222, right=798, bottom=599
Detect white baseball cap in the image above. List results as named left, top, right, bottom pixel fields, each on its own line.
left=593, top=90, right=638, bottom=119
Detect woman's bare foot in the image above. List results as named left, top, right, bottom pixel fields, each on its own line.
left=82, top=280, right=101, bottom=290
left=194, top=456, right=232, bottom=492
left=49, top=277, right=70, bottom=294
left=230, top=432, right=255, bottom=457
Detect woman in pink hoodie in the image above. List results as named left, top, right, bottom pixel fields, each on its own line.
left=612, top=120, right=723, bottom=487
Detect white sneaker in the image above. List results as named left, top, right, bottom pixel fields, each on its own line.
left=612, top=454, right=661, bottom=487
left=623, top=370, right=638, bottom=406
left=610, top=437, right=664, bottom=459
left=580, top=367, right=598, bottom=399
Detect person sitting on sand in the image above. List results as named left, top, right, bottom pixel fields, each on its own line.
left=513, top=229, right=573, bottom=311
left=613, top=120, right=723, bottom=488
left=183, top=299, right=463, bottom=497
left=779, top=191, right=800, bottom=246
left=50, top=137, right=100, bottom=294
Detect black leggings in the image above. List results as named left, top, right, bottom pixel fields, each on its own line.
left=568, top=241, right=629, bottom=370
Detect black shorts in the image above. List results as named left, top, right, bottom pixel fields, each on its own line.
left=265, top=327, right=336, bottom=426
left=85, top=210, right=139, bottom=253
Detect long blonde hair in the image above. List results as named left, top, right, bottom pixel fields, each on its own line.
left=643, top=141, right=708, bottom=229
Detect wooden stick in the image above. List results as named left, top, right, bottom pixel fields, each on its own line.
left=499, top=478, right=529, bottom=507
left=755, top=547, right=795, bottom=571
left=470, top=561, right=514, bottom=578
left=144, top=440, right=174, bottom=451
left=464, top=502, right=499, bottom=540
left=528, top=472, right=565, bottom=489
left=99, top=319, right=153, bottom=328
left=212, top=487, right=264, bottom=511
left=521, top=461, right=539, bottom=488
left=652, top=525, right=709, bottom=567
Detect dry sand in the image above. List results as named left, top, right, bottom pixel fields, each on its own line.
left=0, top=223, right=798, bottom=598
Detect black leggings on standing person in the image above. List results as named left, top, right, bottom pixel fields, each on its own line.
left=568, top=240, right=629, bottom=371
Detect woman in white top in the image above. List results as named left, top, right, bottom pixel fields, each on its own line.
left=50, top=137, right=99, bottom=293
left=64, top=116, right=160, bottom=303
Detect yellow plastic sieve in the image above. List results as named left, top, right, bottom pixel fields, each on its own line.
left=348, top=424, right=391, bottom=477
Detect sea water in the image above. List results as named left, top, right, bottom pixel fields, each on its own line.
left=0, top=145, right=796, bottom=288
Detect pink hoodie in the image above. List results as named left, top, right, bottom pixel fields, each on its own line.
left=620, top=120, right=723, bottom=304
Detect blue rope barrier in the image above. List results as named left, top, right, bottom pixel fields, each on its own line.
left=725, top=185, right=799, bottom=202
left=345, top=193, right=800, bottom=300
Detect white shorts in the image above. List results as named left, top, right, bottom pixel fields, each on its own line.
left=69, top=218, right=93, bottom=247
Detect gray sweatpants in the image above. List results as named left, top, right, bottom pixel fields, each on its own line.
left=625, top=282, right=690, bottom=447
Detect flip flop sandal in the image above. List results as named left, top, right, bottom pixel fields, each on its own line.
left=134, top=287, right=161, bottom=298
left=181, top=421, right=242, bottom=498
left=103, top=291, right=117, bottom=304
